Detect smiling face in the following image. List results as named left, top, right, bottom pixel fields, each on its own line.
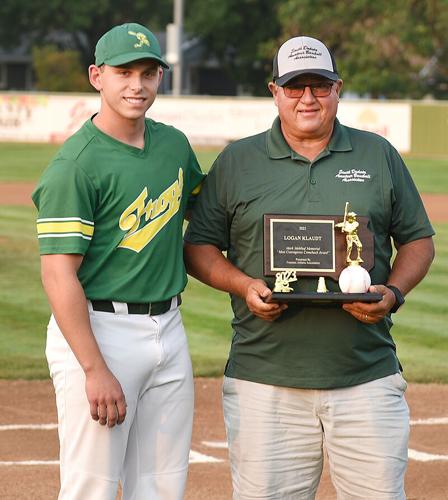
left=268, top=74, right=343, bottom=143
left=89, top=59, right=163, bottom=125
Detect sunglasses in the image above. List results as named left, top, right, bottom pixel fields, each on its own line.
left=282, top=81, right=334, bottom=98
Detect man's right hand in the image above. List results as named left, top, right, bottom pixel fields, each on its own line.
left=85, top=366, right=127, bottom=428
left=184, top=243, right=287, bottom=322
left=245, top=279, right=288, bottom=322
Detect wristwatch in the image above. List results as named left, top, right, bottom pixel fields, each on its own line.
left=386, top=285, right=405, bottom=313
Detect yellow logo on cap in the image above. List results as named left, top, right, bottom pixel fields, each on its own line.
left=128, top=31, right=150, bottom=48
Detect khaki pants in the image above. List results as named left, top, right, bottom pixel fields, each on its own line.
left=47, top=304, right=194, bottom=500
left=223, top=374, right=409, bottom=500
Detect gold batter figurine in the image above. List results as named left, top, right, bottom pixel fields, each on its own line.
left=273, top=270, right=297, bottom=293
left=336, top=202, right=371, bottom=293
left=335, top=202, right=363, bottom=264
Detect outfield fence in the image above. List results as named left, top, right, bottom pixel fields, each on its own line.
left=0, top=92, right=447, bottom=156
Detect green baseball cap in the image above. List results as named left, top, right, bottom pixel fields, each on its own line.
left=95, top=23, right=169, bottom=69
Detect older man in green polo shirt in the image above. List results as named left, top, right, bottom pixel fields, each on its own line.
left=184, top=35, right=435, bottom=499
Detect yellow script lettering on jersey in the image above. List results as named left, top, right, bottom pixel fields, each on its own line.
left=118, top=168, right=183, bottom=253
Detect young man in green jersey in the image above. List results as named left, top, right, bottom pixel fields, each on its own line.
left=184, top=36, right=435, bottom=498
left=32, top=23, right=204, bottom=499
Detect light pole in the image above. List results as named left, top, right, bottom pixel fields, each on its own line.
left=166, top=0, right=184, bottom=95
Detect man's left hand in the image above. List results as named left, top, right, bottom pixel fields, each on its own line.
left=342, top=285, right=396, bottom=323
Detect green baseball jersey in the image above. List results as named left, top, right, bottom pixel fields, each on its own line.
left=185, top=117, right=434, bottom=389
left=33, top=118, right=205, bottom=303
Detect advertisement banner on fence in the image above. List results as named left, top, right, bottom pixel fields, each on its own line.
left=337, top=101, right=411, bottom=153
left=0, top=93, right=410, bottom=153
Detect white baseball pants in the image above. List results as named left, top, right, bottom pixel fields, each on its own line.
left=46, top=302, right=194, bottom=500
left=223, top=373, right=409, bottom=500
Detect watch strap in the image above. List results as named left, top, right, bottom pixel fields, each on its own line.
left=386, top=285, right=405, bottom=313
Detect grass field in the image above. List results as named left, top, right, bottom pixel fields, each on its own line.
left=0, top=143, right=447, bottom=382
left=0, top=143, right=220, bottom=181
left=1, top=142, right=448, bottom=190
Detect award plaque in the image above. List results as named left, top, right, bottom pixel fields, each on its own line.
left=264, top=204, right=382, bottom=304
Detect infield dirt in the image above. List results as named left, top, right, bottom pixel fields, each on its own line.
left=0, top=378, right=447, bottom=499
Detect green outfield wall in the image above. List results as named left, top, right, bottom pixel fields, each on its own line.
left=411, top=102, right=448, bottom=158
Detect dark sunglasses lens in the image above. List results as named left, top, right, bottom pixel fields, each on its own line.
left=284, top=87, right=304, bottom=97
left=313, top=84, right=333, bottom=96
left=284, top=83, right=333, bottom=98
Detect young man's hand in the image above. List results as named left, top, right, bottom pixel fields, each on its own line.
left=85, top=366, right=127, bottom=427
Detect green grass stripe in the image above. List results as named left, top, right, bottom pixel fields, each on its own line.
left=0, top=143, right=59, bottom=182
left=0, top=143, right=220, bottom=181
left=2, top=142, right=448, bottom=192
left=405, top=157, right=448, bottom=194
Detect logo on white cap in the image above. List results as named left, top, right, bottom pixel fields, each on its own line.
left=274, top=36, right=338, bottom=85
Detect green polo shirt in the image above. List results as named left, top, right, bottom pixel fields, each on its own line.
left=185, top=117, right=434, bottom=389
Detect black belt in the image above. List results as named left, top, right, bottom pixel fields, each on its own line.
left=90, top=294, right=181, bottom=315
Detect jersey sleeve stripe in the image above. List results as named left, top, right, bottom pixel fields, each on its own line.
left=37, top=233, right=92, bottom=240
left=37, top=221, right=95, bottom=237
left=36, top=217, right=94, bottom=226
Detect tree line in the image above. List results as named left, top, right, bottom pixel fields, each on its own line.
left=1, top=0, right=447, bottom=98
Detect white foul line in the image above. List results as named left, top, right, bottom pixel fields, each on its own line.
left=408, top=449, right=448, bottom=462
left=1, top=416, right=446, bottom=433
left=189, top=450, right=223, bottom=464
left=3, top=451, right=448, bottom=465
left=0, top=424, right=58, bottom=431
left=202, top=441, right=228, bottom=449
left=0, top=425, right=222, bottom=465
left=2, top=419, right=448, bottom=464
left=0, top=461, right=59, bottom=466
left=0, top=451, right=222, bottom=467
left=410, top=417, right=448, bottom=426
left=201, top=442, right=448, bottom=463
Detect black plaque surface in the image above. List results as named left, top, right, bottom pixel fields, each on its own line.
left=269, top=218, right=335, bottom=273
left=269, top=291, right=382, bottom=304
left=264, top=214, right=374, bottom=280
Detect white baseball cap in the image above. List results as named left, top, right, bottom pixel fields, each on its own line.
left=273, top=36, right=339, bottom=86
